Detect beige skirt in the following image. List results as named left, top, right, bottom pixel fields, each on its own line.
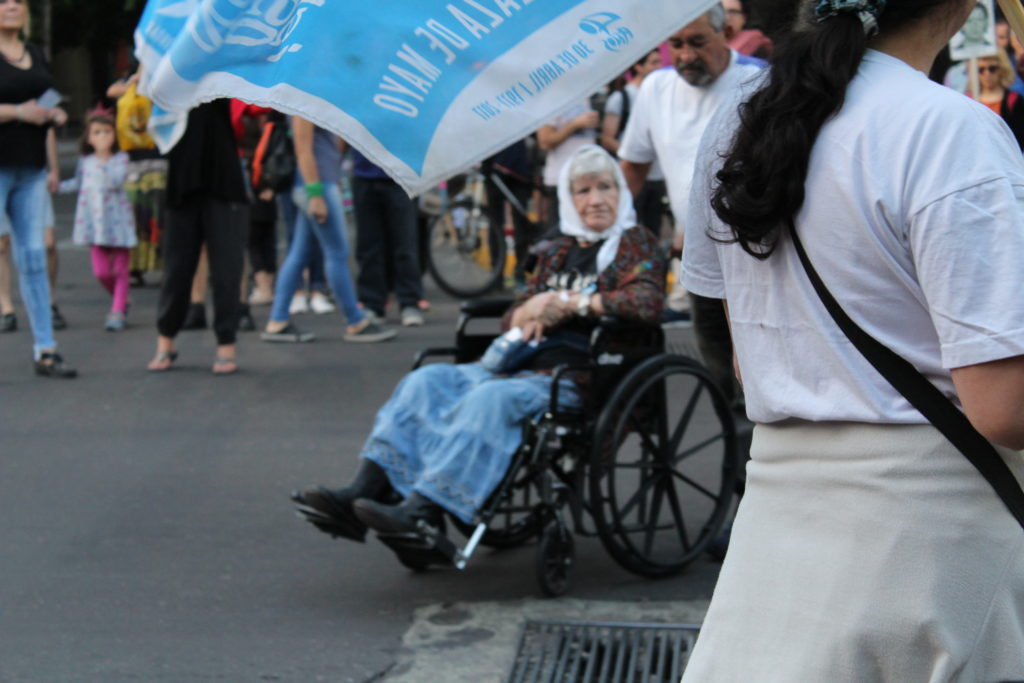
left=682, top=421, right=1024, bottom=682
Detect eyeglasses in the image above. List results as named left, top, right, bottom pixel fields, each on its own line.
left=978, top=65, right=1000, bottom=74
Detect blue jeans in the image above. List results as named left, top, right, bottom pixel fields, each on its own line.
left=0, top=167, right=55, bottom=357
left=270, top=183, right=364, bottom=325
left=278, top=192, right=326, bottom=293
left=361, top=362, right=581, bottom=523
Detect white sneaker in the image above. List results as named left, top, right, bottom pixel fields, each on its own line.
left=289, top=294, right=310, bottom=315
left=248, top=289, right=274, bottom=306
left=401, top=306, right=425, bottom=327
left=309, top=292, right=336, bottom=315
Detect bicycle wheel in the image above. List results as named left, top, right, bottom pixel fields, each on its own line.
left=426, top=199, right=507, bottom=298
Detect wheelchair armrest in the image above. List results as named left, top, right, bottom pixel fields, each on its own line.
left=459, top=297, right=515, bottom=319
left=549, top=363, right=592, bottom=421
left=590, top=316, right=664, bottom=350
left=412, top=347, right=459, bottom=370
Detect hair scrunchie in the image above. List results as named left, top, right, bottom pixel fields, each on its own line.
left=813, top=0, right=887, bottom=36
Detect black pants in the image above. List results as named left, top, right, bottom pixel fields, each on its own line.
left=691, top=293, right=742, bottom=409
left=248, top=198, right=277, bottom=274
left=158, top=196, right=248, bottom=345
left=485, top=173, right=537, bottom=284
left=352, top=177, right=423, bottom=316
left=634, top=179, right=667, bottom=237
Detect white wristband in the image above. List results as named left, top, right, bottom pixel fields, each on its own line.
left=575, top=293, right=591, bottom=317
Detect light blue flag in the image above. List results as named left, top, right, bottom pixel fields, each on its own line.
left=136, top=0, right=714, bottom=195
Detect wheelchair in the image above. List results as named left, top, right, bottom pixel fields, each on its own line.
left=375, top=298, right=740, bottom=596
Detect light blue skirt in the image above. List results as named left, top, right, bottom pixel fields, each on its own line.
left=361, top=362, right=580, bottom=523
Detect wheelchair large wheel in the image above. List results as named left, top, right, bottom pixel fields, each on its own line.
left=426, top=199, right=507, bottom=298
left=589, top=354, right=738, bottom=577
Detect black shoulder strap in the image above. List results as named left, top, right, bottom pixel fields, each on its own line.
left=788, top=222, right=1024, bottom=530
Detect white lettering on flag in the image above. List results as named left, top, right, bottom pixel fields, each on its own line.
left=136, top=0, right=715, bottom=195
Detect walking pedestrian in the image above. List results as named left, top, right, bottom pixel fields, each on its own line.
left=147, top=99, right=248, bottom=375
left=619, top=5, right=763, bottom=396
left=0, top=0, right=75, bottom=377
left=351, top=150, right=425, bottom=327
left=682, top=0, right=1024, bottom=676
left=108, top=68, right=166, bottom=287
left=58, top=111, right=136, bottom=331
left=261, top=117, right=395, bottom=343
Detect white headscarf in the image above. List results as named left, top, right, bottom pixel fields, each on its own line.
left=557, top=144, right=637, bottom=273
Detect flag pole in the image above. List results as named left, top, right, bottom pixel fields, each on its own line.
left=997, top=0, right=1024, bottom=46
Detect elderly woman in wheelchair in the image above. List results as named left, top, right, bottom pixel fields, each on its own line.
left=292, top=145, right=666, bottom=565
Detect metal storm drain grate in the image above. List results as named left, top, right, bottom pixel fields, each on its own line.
left=508, top=620, right=701, bottom=683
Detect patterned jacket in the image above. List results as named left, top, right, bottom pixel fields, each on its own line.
left=513, top=225, right=665, bottom=324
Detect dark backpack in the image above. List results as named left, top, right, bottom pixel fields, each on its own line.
left=615, top=86, right=631, bottom=138
left=252, top=117, right=296, bottom=193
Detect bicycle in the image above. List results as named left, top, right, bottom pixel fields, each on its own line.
left=423, top=163, right=540, bottom=299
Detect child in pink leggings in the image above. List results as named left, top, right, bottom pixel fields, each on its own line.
left=60, top=112, right=137, bottom=330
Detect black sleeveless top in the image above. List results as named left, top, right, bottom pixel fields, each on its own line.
left=0, top=43, right=55, bottom=169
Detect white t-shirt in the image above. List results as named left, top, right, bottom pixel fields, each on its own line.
left=684, top=50, right=1024, bottom=424
left=619, top=52, right=762, bottom=227
left=605, top=84, right=664, bottom=181
left=542, top=100, right=597, bottom=187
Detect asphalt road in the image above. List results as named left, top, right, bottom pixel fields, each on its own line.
left=0, top=188, right=726, bottom=682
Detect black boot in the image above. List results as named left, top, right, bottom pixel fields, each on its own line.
left=352, top=492, right=444, bottom=536
left=291, top=460, right=394, bottom=542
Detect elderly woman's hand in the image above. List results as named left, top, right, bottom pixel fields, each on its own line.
left=514, top=291, right=557, bottom=325
left=522, top=319, right=546, bottom=341
left=538, top=293, right=574, bottom=328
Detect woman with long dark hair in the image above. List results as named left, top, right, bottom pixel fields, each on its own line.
left=682, top=0, right=1024, bottom=676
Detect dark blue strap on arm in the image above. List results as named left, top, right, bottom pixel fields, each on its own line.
left=788, top=221, right=1024, bottom=531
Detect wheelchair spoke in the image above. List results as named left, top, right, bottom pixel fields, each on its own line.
left=668, top=384, right=703, bottom=456
left=656, top=384, right=671, bottom=454
left=672, top=431, right=725, bottom=466
left=614, top=470, right=664, bottom=521
left=670, top=470, right=720, bottom=501
left=629, top=413, right=662, bottom=457
left=642, top=479, right=667, bottom=557
left=662, top=474, right=692, bottom=552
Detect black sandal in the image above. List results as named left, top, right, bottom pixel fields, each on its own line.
left=147, top=351, right=178, bottom=372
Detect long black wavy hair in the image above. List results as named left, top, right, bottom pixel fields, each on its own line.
left=710, top=0, right=964, bottom=259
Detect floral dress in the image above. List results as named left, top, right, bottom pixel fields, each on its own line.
left=59, top=152, right=137, bottom=248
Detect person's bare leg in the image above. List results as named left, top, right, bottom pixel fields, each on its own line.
left=0, top=235, right=14, bottom=315
left=252, top=270, right=274, bottom=302
left=191, top=245, right=209, bottom=304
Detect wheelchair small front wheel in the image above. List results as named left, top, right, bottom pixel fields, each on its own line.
left=589, top=354, right=738, bottom=578
left=536, top=521, right=574, bottom=597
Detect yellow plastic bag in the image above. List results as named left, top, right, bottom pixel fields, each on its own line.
left=116, top=82, right=156, bottom=152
